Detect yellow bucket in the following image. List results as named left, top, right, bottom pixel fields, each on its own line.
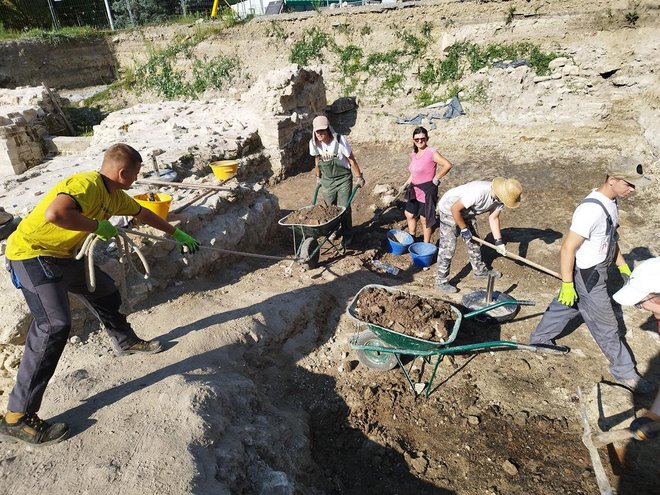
left=133, top=193, right=172, bottom=219
left=210, top=160, right=239, bottom=180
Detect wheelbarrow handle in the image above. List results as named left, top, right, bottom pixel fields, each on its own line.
left=311, top=183, right=322, bottom=205
left=515, top=300, right=536, bottom=306
left=463, top=299, right=534, bottom=319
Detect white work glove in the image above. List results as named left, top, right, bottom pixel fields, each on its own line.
left=316, top=176, right=322, bottom=185
left=432, top=177, right=440, bottom=186
left=355, top=175, right=365, bottom=188
left=494, top=238, right=506, bottom=256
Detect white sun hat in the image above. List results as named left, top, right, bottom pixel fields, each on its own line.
left=613, top=257, right=660, bottom=306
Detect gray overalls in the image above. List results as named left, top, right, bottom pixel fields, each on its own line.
left=529, top=198, right=637, bottom=380
left=315, top=135, right=353, bottom=236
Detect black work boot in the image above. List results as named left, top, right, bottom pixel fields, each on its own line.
left=0, top=413, right=69, bottom=446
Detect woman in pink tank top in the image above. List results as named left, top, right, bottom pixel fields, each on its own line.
left=401, top=127, right=453, bottom=243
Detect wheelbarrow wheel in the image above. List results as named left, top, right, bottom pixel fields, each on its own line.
left=355, top=330, right=398, bottom=371
left=300, top=237, right=320, bottom=269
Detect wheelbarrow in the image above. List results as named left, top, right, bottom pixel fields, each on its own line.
left=347, top=284, right=566, bottom=397
left=278, top=184, right=359, bottom=269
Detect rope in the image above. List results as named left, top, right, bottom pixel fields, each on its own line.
left=75, top=231, right=151, bottom=312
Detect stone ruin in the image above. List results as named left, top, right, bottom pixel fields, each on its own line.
left=0, top=65, right=327, bottom=345
left=0, top=86, right=72, bottom=176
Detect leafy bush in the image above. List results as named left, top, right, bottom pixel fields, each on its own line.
left=111, top=0, right=171, bottom=28
left=289, top=27, right=331, bottom=65
left=0, top=0, right=51, bottom=30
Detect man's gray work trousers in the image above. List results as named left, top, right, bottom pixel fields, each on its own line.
left=435, top=215, right=486, bottom=285
left=529, top=262, right=637, bottom=380
left=6, top=257, right=140, bottom=414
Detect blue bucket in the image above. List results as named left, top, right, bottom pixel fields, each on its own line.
left=386, top=229, right=414, bottom=255
left=408, top=242, right=438, bottom=267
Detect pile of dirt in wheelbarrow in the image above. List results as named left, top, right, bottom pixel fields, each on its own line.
left=285, top=204, right=344, bottom=225
left=354, top=287, right=456, bottom=342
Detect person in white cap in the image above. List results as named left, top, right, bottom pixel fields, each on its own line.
left=529, top=156, right=654, bottom=393
left=434, top=177, right=522, bottom=293
left=613, top=257, right=660, bottom=439
left=309, top=115, right=364, bottom=247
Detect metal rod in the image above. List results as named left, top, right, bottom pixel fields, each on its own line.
left=103, top=0, right=115, bottom=30
left=485, top=273, right=495, bottom=304
left=134, top=179, right=232, bottom=191
left=121, top=228, right=294, bottom=261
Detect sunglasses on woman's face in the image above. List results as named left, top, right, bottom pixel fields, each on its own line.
left=413, top=137, right=427, bottom=143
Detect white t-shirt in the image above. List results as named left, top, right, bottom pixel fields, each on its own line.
left=437, top=180, right=503, bottom=219
left=309, top=134, right=352, bottom=169
left=571, top=190, right=619, bottom=269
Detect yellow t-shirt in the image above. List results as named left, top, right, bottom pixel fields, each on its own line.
left=6, top=171, right=141, bottom=260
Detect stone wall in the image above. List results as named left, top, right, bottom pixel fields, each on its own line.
left=0, top=87, right=70, bottom=176
left=0, top=37, right=117, bottom=89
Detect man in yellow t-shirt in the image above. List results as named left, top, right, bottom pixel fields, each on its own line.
left=0, top=143, right=199, bottom=447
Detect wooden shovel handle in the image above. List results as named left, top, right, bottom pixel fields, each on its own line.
left=472, top=236, right=561, bottom=279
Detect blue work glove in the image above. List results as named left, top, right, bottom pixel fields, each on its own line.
left=355, top=175, right=365, bottom=188
left=173, top=228, right=199, bottom=254
left=630, top=417, right=657, bottom=441
left=460, top=228, right=472, bottom=241
left=558, top=281, right=578, bottom=306
left=94, top=220, right=118, bottom=241
left=432, top=177, right=440, bottom=186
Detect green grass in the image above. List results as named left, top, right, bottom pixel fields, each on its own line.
left=0, top=25, right=105, bottom=43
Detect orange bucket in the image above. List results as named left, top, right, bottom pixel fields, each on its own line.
left=133, top=193, right=172, bottom=219
left=210, top=160, right=239, bottom=180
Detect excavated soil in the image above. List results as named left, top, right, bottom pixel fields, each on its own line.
left=353, top=286, right=455, bottom=341
left=283, top=204, right=345, bottom=226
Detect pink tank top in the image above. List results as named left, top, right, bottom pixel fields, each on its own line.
left=408, top=147, right=437, bottom=203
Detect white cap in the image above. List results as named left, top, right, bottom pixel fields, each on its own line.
left=613, top=257, right=660, bottom=306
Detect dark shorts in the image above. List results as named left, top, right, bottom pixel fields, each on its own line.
left=405, top=199, right=427, bottom=218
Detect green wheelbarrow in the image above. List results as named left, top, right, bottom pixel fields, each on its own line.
left=347, top=284, right=566, bottom=397
left=278, top=184, right=359, bottom=269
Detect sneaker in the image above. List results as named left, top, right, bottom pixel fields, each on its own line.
left=530, top=343, right=571, bottom=354
left=615, top=376, right=656, bottom=395
left=0, top=413, right=69, bottom=446
left=436, top=282, right=458, bottom=294
left=118, top=339, right=163, bottom=356
left=474, top=268, right=502, bottom=279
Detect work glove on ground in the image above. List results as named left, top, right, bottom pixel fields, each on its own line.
left=629, top=417, right=657, bottom=441
left=494, top=238, right=507, bottom=256
left=432, top=177, right=440, bottom=186
left=558, top=281, right=578, bottom=306
left=618, top=263, right=632, bottom=280
left=355, top=175, right=365, bottom=188
left=460, top=228, right=472, bottom=241
left=94, top=220, right=118, bottom=241
left=173, top=228, right=199, bottom=254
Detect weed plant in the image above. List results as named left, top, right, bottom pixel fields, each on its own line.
left=0, top=25, right=104, bottom=43
left=289, top=27, right=332, bottom=65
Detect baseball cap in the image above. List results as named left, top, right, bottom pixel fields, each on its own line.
left=312, top=115, right=330, bottom=132
left=613, top=257, right=660, bottom=306
left=606, top=156, right=652, bottom=187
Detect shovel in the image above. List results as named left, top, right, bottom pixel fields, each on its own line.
left=472, top=236, right=560, bottom=279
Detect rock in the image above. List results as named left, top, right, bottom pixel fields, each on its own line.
left=414, top=383, right=426, bottom=394
left=502, top=459, right=519, bottom=476
left=534, top=76, right=552, bottom=83
left=70, top=335, right=82, bottom=344
left=548, top=57, right=569, bottom=70
left=468, top=415, right=480, bottom=426
left=410, top=455, right=429, bottom=474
